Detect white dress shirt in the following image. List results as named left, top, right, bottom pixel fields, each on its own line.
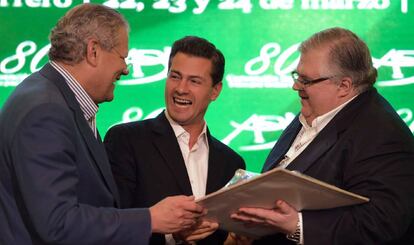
left=165, top=111, right=210, bottom=244
left=280, top=95, right=357, bottom=244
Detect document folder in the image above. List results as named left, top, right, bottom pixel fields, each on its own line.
left=196, top=167, right=369, bottom=238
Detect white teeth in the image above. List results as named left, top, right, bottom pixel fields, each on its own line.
left=174, top=97, right=192, bottom=105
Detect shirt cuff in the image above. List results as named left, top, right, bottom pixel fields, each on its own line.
left=165, top=234, right=176, bottom=245
left=286, top=212, right=304, bottom=244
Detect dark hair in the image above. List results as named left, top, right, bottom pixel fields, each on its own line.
left=299, top=27, right=377, bottom=92
left=168, top=36, right=225, bottom=86
left=48, top=3, right=129, bottom=64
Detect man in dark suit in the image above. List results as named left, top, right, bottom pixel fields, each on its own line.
left=104, top=36, right=246, bottom=244
left=230, top=27, right=414, bottom=244
left=0, top=4, right=204, bottom=245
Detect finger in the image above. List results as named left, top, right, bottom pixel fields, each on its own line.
left=186, top=229, right=216, bottom=241
left=197, top=220, right=219, bottom=228
left=238, top=207, right=280, bottom=220
left=274, top=200, right=296, bottom=214
left=181, top=202, right=204, bottom=213
left=196, top=222, right=219, bottom=233
left=231, top=213, right=249, bottom=221
left=229, top=232, right=237, bottom=239
left=186, top=221, right=218, bottom=235
left=172, top=195, right=204, bottom=213
left=180, top=210, right=206, bottom=220
left=231, top=213, right=265, bottom=224
left=188, top=226, right=216, bottom=236
left=180, top=195, right=195, bottom=201
left=179, top=219, right=197, bottom=229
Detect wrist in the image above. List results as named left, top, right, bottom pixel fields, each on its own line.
left=286, top=213, right=302, bottom=244
left=149, top=207, right=158, bottom=233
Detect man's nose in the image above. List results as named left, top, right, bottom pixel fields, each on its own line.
left=122, top=63, right=132, bottom=76
left=176, top=79, right=189, bottom=93
left=292, top=80, right=301, bottom=91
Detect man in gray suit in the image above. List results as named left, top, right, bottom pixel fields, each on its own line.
left=0, top=4, right=204, bottom=244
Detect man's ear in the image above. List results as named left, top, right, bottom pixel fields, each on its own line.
left=85, top=39, right=99, bottom=67
left=338, top=77, right=354, bottom=97
left=210, top=81, right=223, bottom=101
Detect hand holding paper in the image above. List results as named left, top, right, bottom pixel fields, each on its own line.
left=231, top=200, right=298, bottom=235
left=150, top=195, right=205, bottom=234
left=173, top=219, right=219, bottom=243
left=196, top=168, right=369, bottom=238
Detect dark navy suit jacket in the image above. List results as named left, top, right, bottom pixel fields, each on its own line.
left=254, top=88, right=414, bottom=245
left=104, top=112, right=246, bottom=244
left=0, top=63, right=151, bottom=244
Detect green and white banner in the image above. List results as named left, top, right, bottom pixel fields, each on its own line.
left=1, top=0, right=413, bottom=171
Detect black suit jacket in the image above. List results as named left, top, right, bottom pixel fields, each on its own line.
left=255, top=88, right=414, bottom=245
left=104, top=112, right=246, bottom=244
left=0, top=63, right=151, bottom=244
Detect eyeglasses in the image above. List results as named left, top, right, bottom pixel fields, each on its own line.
left=112, top=47, right=127, bottom=62
left=112, top=47, right=132, bottom=73
left=291, top=71, right=335, bottom=86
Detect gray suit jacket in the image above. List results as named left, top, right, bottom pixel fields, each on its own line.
left=0, top=63, right=151, bottom=244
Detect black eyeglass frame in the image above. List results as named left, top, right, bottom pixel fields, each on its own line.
left=291, top=71, right=335, bottom=86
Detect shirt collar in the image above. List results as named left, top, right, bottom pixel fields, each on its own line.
left=164, top=110, right=208, bottom=144
left=299, top=94, right=358, bottom=131
left=50, top=61, right=98, bottom=121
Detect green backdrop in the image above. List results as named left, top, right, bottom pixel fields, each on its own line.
left=1, top=0, right=413, bottom=172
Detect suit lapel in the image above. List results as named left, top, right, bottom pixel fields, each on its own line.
left=205, top=131, right=226, bottom=194
left=39, top=63, right=120, bottom=206
left=286, top=91, right=370, bottom=173
left=286, top=128, right=338, bottom=173
left=262, top=116, right=301, bottom=172
left=151, top=113, right=193, bottom=195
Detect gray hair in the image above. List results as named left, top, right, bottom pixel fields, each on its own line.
left=299, top=27, right=377, bottom=92
left=48, top=3, right=129, bottom=64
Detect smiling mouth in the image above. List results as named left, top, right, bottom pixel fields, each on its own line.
left=173, top=97, right=192, bottom=106
left=115, top=74, right=122, bottom=81
left=299, top=93, right=309, bottom=99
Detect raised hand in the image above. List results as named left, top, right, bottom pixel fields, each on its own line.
left=150, top=195, right=205, bottom=234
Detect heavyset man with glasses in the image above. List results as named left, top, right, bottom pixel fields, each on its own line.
left=0, top=4, right=205, bottom=244
left=231, top=27, right=414, bottom=244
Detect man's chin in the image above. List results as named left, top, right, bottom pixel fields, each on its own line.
left=301, top=108, right=313, bottom=118
left=100, top=95, right=114, bottom=104
left=170, top=116, right=188, bottom=125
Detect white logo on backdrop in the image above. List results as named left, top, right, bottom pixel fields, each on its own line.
left=110, top=106, right=414, bottom=152
left=1, top=40, right=414, bottom=88
left=0, top=41, right=50, bottom=86
left=220, top=108, right=414, bottom=151
left=226, top=42, right=414, bottom=89
left=112, top=107, right=297, bottom=151
left=226, top=43, right=300, bottom=88
left=0, top=41, right=170, bottom=86
left=374, top=50, right=414, bottom=86
left=118, top=47, right=171, bottom=85
left=221, top=112, right=296, bottom=150
left=109, top=107, right=165, bottom=129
